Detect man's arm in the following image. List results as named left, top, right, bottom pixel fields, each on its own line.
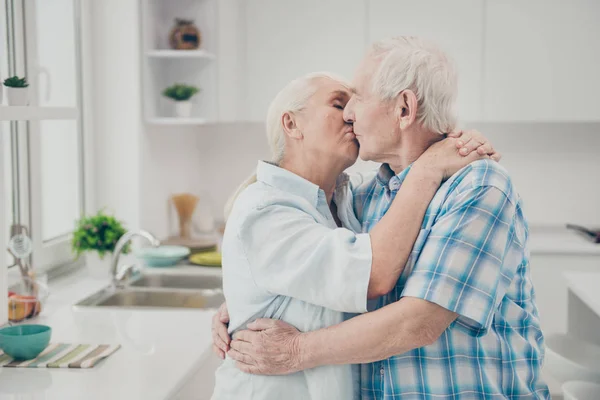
left=301, top=297, right=457, bottom=366
left=229, top=297, right=457, bottom=374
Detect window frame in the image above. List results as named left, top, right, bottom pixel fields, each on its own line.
left=3, top=0, right=92, bottom=276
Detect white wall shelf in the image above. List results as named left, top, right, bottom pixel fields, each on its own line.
left=146, top=49, right=216, bottom=60
left=141, top=0, right=218, bottom=123
left=146, top=117, right=209, bottom=126
left=0, top=106, right=77, bottom=121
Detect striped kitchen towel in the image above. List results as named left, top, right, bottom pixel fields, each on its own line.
left=0, top=343, right=120, bottom=368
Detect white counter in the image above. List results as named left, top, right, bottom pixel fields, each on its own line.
left=529, top=227, right=600, bottom=256
left=0, top=265, right=222, bottom=400
left=564, top=272, right=600, bottom=318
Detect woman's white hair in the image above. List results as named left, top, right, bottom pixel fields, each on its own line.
left=224, top=72, right=350, bottom=219
left=369, top=36, right=458, bottom=134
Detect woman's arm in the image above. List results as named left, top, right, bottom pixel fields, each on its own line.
left=365, top=162, right=441, bottom=297
left=365, top=136, right=487, bottom=297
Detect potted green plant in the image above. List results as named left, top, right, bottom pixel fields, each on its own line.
left=72, top=210, right=128, bottom=274
left=162, top=83, right=200, bottom=118
left=3, top=76, right=29, bottom=106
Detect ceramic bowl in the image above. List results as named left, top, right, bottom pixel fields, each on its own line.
left=545, top=333, right=600, bottom=384
left=135, top=245, right=190, bottom=268
left=0, top=324, right=51, bottom=360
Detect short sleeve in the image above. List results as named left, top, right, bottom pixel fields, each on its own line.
left=401, top=185, right=522, bottom=334
left=239, top=204, right=373, bottom=313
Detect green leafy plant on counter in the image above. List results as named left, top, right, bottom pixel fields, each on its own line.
left=3, top=76, right=29, bottom=88
left=72, top=210, right=129, bottom=259
left=162, top=84, right=200, bottom=101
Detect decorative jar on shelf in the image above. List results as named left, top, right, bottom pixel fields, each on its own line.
left=169, top=19, right=201, bottom=50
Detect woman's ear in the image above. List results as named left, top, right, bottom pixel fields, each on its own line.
left=282, top=112, right=303, bottom=139
left=396, top=90, right=418, bottom=130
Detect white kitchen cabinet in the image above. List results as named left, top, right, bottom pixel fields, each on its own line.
left=368, top=0, right=485, bottom=122
left=530, top=253, right=600, bottom=336
left=483, top=0, right=600, bottom=122
left=244, top=0, right=366, bottom=121
left=172, top=352, right=222, bottom=400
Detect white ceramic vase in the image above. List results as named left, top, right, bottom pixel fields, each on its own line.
left=174, top=101, right=192, bottom=118
left=6, top=87, right=29, bottom=106
left=86, top=251, right=113, bottom=280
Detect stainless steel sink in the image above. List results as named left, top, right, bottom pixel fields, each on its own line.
left=129, top=274, right=222, bottom=290
left=74, top=272, right=224, bottom=310
left=75, top=286, right=224, bottom=309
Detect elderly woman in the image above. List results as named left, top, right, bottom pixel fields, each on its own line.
left=211, top=72, right=497, bottom=400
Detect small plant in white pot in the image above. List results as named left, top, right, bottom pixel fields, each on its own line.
left=162, top=84, right=200, bottom=118
left=3, top=76, right=29, bottom=106
left=72, top=210, right=129, bottom=278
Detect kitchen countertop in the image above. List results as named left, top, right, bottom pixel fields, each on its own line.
left=529, top=226, right=600, bottom=256
left=0, top=264, right=222, bottom=400
left=564, top=271, right=600, bottom=318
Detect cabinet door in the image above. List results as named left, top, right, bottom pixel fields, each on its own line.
left=484, top=0, right=600, bottom=121
left=244, top=0, right=366, bottom=121
left=529, top=254, right=600, bottom=336
left=172, top=352, right=222, bottom=400
left=368, top=0, right=485, bottom=122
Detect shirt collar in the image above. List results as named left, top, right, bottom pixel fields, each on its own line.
left=375, top=163, right=413, bottom=191
left=256, top=161, right=350, bottom=207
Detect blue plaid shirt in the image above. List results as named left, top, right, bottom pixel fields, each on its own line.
left=353, top=159, right=549, bottom=399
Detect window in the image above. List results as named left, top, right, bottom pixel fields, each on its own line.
left=1, top=0, right=85, bottom=274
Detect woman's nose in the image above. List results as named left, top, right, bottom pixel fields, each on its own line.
left=343, top=101, right=355, bottom=123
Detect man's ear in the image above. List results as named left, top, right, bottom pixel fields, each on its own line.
left=396, top=90, right=418, bottom=130
left=282, top=112, right=303, bottom=139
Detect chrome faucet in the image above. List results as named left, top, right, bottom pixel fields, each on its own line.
left=111, top=230, right=160, bottom=285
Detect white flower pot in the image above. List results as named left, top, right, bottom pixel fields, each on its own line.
left=0, top=84, right=3, bottom=105
left=174, top=101, right=192, bottom=118
left=6, top=87, right=29, bottom=106
left=86, top=251, right=113, bottom=280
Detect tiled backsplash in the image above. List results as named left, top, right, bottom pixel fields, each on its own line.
left=140, top=122, right=600, bottom=238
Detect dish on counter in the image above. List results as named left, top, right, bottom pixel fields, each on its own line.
left=189, top=251, right=221, bottom=267
left=135, top=245, right=191, bottom=268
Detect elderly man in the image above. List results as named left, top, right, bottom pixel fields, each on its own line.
left=214, top=36, right=549, bottom=399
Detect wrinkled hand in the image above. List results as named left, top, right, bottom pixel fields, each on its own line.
left=228, top=319, right=303, bottom=375
left=419, top=129, right=501, bottom=180
left=212, top=302, right=231, bottom=359
left=447, top=129, right=501, bottom=162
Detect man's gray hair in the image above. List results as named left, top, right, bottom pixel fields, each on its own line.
left=369, top=36, right=458, bottom=134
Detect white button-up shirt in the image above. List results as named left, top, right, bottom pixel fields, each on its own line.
left=212, top=161, right=373, bottom=400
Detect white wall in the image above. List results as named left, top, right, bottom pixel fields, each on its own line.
left=139, top=123, right=268, bottom=237
left=90, top=0, right=142, bottom=231
left=137, top=121, right=600, bottom=239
